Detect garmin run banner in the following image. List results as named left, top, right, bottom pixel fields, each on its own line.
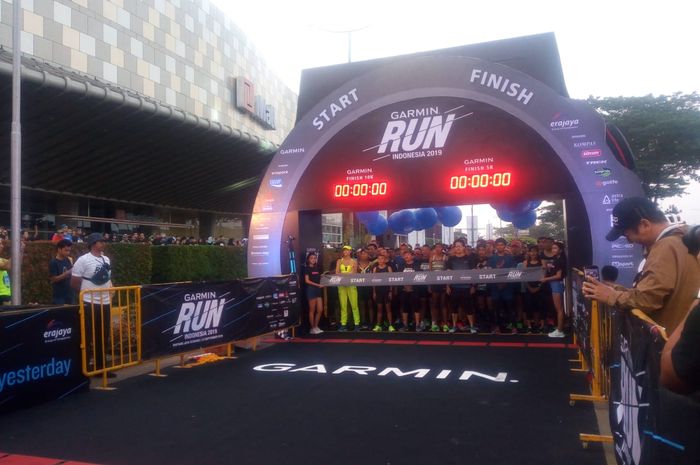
left=609, top=310, right=700, bottom=465
left=0, top=306, right=88, bottom=413
left=320, top=266, right=542, bottom=287
left=140, top=276, right=299, bottom=359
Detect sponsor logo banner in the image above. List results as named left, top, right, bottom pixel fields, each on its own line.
left=1, top=305, right=87, bottom=413
left=141, top=276, right=299, bottom=359
left=320, top=267, right=542, bottom=287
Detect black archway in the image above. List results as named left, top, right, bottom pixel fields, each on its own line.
left=248, top=55, right=644, bottom=283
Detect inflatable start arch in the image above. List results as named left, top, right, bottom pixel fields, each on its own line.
left=248, top=53, right=644, bottom=284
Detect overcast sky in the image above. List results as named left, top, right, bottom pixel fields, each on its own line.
left=212, top=0, right=700, bottom=226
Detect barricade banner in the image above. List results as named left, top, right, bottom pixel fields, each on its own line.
left=140, top=276, right=299, bottom=359
left=0, top=306, right=89, bottom=413
left=571, top=272, right=592, bottom=369
left=320, top=266, right=542, bottom=287
left=609, top=310, right=700, bottom=465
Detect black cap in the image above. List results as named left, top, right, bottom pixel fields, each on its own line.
left=606, top=197, right=664, bottom=241
left=87, top=232, right=105, bottom=246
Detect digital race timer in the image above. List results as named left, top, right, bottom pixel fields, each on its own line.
left=333, top=182, right=388, bottom=198
left=449, top=172, right=512, bottom=190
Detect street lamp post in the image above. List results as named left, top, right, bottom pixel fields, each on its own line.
left=10, top=0, right=23, bottom=305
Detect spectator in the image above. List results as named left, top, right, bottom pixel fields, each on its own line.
left=71, top=233, right=115, bottom=375
left=601, top=265, right=619, bottom=285
left=0, top=241, right=11, bottom=305
left=661, top=301, right=700, bottom=395
left=583, top=197, right=700, bottom=333
left=49, top=239, right=75, bottom=305
left=304, top=252, right=324, bottom=335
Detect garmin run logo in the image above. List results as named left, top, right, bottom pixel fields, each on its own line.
left=366, top=106, right=473, bottom=160
left=173, top=293, right=226, bottom=337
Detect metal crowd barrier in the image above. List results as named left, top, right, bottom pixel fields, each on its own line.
left=569, top=292, right=669, bottom=449
left=79, top=286, right=142, bottom=389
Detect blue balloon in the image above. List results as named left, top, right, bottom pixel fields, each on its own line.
left=512, top=210, right=537, bottom=229
left=366, top=214, right=388, bottom=235
left=528, top=200, right=542, bottom=211
left=388, top=209, right=417, bottom=234
left=499, top=200, right=531, bottom=215
left=436, top=206, right=462, bottom=227
left=497, top=209, right=515, bottom=222
left=414, top=208, right=438, bottom=230
left=357, top=211, right=379, bottom=224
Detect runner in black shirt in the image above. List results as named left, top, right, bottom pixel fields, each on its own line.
left=446, top=238, right=477, bottom=333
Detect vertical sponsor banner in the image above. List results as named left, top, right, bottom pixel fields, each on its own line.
left=570, top=273, right=592, bottom=369
left=140, top=277, right=300, bottom=359
left=609, top=311, right=699, bottom=465
left=0, top=306, right=88, bottom=413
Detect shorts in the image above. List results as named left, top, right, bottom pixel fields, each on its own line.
left=550, top=280, right=564, bottom=294
left=449, top=287, right=474, bottom=315
left=306, top=285, right=322, bottom=300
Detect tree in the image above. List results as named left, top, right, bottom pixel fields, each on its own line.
left=529, top=201, right=565, bottom=240
left=587, top=93, right=700, bottom=201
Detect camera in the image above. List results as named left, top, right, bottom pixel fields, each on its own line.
left=682, top=225, right=700, bottom=256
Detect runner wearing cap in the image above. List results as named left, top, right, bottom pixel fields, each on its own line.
left=335, top=246, right=361, bottom=331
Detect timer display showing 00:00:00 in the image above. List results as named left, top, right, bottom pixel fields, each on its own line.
left=449, top=172, right=512, bottom=190
left=333, top=182, right=388, bottom=197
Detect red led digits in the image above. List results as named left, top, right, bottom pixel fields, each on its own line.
left=333, top=182, right=388, bottom=198
left=449, top=172, right=512, bottom=190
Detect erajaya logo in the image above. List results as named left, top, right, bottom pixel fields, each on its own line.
left=253, top=363, right=516, bottom=383
left=43, top=320, right=72, bottom=343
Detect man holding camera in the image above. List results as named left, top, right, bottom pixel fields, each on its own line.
left=71, top=232, right=114, bottom=373
left=583, top=197, right=700, bottom=333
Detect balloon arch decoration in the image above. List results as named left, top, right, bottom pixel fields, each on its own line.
left=247, top=55, right=644, bottom=284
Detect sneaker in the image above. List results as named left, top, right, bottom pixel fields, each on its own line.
left=309, top=327, right=318, bottom=335
left=317, top=328, right=324, bottom=334
left=361, top=324, right=369, bottom=330
left=491, top=326, right=501, bottom=334
left=388, top=325, right=396, bottom=332
left=354, top=324, right=362, bottom=332
left=338, top=325, right=347, bottom=332
left=431, top=324, right=440, bottom=332
left=442, top=324, right=450, bottom=333
left=456, top=322, right=466, bottom=332
left=399, top=325, right=408, bottom=332
left=373, top=325, right=382, bottom=332
left=548, top=329, right=566, bottom=338
left=511, top=327, right=518, bottom=335
left=416, top=325, right=424, bottom=333
left=449, top=326, right=457, bottom=333
left=470, top=326, right=478, bottom=334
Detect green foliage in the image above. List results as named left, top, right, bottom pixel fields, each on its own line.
left=18, top=242, right=245, bottom=304
left=105, top=243, right=152, bottom=286
left=587, top=93, right=700, bottom=201
left=150, top=246, right=247, bottom=283
left=530, top=201, right=565, bottom=240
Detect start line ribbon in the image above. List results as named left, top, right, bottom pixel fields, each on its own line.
left=320, top=267, right=544, bottom=287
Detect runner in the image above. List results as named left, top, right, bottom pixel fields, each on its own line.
left=335, top=245, right=360, bottom=331
left=372, top=252, right=395, bottom=332
left=429, top=243, right=449, bottom=332
left=446, top=238, right=477, bottom=333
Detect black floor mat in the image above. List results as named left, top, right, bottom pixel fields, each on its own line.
left=0, top=341, right=604, bottom=465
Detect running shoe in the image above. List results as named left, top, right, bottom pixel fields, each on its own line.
left=354, top=324, right=362, bottom=332
left=399, top=325, right=408, bottom=332
left=456, top=322, right=466, bottom=332
left=309, top=327, right=318, bottom=335
left=416, top=325, right=424, bottom=333
left=373, top=325, right=382, bottom=332
left=449, top=326, right=457, bottom=333
left=338, top=325, right=347, bottom=332
left=317, top=328, right=324, bottom=334
left=388, top=325, right=396, bottom=332
left=470, top=326, right=478, bottom=334
left=442, top=324, right=450, bottom=333
left=510, top=327, right=518, bottom=335
left=548, top=329, right=566, bottom=338
left=431, top=324, right=440, bottom=332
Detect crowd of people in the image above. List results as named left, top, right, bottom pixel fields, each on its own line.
left=304, top=236, right=579, bottom=338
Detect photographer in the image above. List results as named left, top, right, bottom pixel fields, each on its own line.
left=71, top=233, right=115, bottom=374
left=583, top=197, right=700, bottom=333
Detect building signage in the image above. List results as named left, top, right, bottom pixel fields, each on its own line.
left=235, top=77, right=276, bottom=130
